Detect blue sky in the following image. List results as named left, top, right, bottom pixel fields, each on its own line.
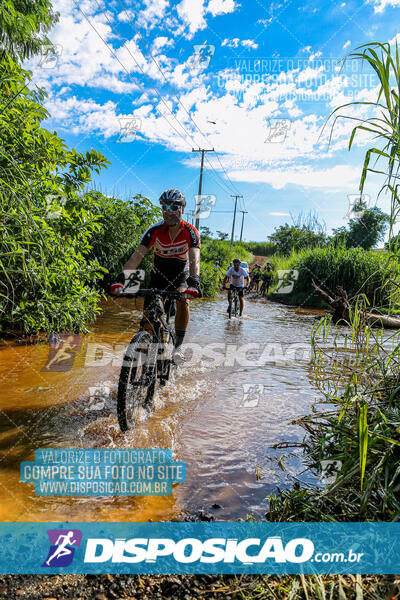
left=25, top=0, right=400, bottom=241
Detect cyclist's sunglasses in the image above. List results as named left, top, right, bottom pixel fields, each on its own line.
left=161, top=203, right=182, bottom=212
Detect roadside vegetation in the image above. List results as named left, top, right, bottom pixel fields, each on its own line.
left=266, top=42, right=400, bottom=536
left=268, top=245, right=400, bottom=312
left=0, top=6, right=245, bottom=336
left=200, top=230, right=253, bottom=297
left=0, top=572, right=396, bottom=600
left=244, top=241, right=277, bottom=256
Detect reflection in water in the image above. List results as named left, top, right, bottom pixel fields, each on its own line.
left=0, top=295, right=331, bottom=521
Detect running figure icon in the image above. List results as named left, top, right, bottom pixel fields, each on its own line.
left=45, top=531, right=77, bottom=566
left=42, top=529, right=82, bottom=568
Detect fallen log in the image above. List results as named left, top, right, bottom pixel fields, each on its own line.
left=311, top=280, right=400, bottom=329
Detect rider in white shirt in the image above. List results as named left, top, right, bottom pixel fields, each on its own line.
left=223, top=258, right=249, bottom=316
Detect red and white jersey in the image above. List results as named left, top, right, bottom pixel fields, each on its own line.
left=140, top=219, right=200, bottom=276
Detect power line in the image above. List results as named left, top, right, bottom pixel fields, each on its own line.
left=74, top=1, right=244, bottom=206
left=115, top=0, right=214, bottom=149
left=213, top=153, right=242, bottom=196
left=88, top=0, right=203, bottom=149
left=111, top=0, right=244, bottom=198
left=205, top=154, right=241, bottom=197
left=204, top=156, right=238, bottom=197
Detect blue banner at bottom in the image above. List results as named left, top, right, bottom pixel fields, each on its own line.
left=0, top=522, right=398, bottom=574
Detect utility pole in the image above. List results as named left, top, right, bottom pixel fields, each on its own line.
left=230, top=195, right=243, bottom=246
left=239, top=210, right=248, bottom=242
left=192, top=148, right=214, bottom=230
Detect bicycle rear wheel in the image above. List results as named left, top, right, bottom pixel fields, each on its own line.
left=117, top=331, right=157, bottom=432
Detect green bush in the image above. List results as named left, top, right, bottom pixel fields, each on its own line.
left=201, top=239, right=252, bottom=269
left=0, top=58, right=110, bottom=335
left=268, top=223, right=328, bottom=254
left=245, top=241, right=277, bottom=256
left=269, top=246, right=400, bottom=309
left=199, top=261, right=219, bottom=297
left=85, top=191, right=161, bottom=288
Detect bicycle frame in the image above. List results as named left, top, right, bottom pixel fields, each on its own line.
left=226, top=286, right=240, bottom=318
left=137, top=288, right=186, bottom=340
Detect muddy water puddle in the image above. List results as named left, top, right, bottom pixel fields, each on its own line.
left=0, top=296, right=331, bottom=521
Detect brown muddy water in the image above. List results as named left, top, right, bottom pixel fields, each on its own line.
left=0, top=295, right=330, bottom=522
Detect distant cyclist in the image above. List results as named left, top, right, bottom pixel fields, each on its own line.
left=260, top=262, right=273, bottom=295
left=110, top=189, right=201, bottom=363
left=223, top=258, right=249, bottom=316
left=250, top=263, right=262, bottom=293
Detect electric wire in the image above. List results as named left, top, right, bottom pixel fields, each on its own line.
left=74, top=1, right=244, bottom=208
left=111, top=0, right=244, bottom=197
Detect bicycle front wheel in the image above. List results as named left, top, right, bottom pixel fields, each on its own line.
left=117, top=331, right=157, bottom=432
left=233, top=293, right=239, bottom=317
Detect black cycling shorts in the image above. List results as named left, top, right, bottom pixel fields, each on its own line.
left=229, top=284, right=244, bottom=298
left=144, top=269, right=188, bottom=308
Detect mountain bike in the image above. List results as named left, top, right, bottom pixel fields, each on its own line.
left=116, top=288, right=184, bottom=432
left=227, top=286, right=240, bottom=319
left=260, top=275, right=273, bottom=296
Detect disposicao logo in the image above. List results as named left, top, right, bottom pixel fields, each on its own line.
left=83, top=536, right=314, bottom=564
left=42, top=529, right=82, bottom=567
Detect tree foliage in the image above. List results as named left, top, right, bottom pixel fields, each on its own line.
left=86, top=191, right=161, bottom=288
left=0, top=54, right=160, bottom=334
left=332, top=204, right=389, bottom=249
left=0, top=0, right=58, bottom=61
left=268, top=224, right=328, bottom=255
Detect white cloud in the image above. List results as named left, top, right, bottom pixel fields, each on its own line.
left=175, top=0, right=237, bottom=38
left=117, top=9, right=135, bottom=23
left=257, top=17, right=273, bottom=25
left=207, top=0, right=237, bottom=16
left=343, top=40, right=351, bottom=49
left=269, top=211, right=290, bottom=216
left=229, top=165, right=360, bottom=190
left=222, top=38, right=258, bottom=49
left=297, top=65, right=324, bottom=83
left=176, top=0, right=207, bottom=37
left=309, top=51, right=322, bottom=61
left=152, top=36, right=175, bottom=52
left=369, top=0, right=400, bottom=11
left=32, top=0, right=383, bottom=193
left=242, top=39, right=259, bottom=49
left=137, top=0, right=169, bottom=29
left=46, top=95, right=120, bottom=137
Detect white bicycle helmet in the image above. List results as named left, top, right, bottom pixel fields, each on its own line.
left=158, top=189, right=186, bottom=206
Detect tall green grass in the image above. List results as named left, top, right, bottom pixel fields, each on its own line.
left=268, top=246, right=400, bottom=310
left=201, top=239, right=252, bottom=269
left=198, top=239, right=252, bottom=297
left=244, top=241, right=277, bottom=256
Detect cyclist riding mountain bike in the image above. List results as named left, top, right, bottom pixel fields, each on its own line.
left=260, top=262, right=273, bottom=295
left=110, top=189, right=201, bottom=364
left=223, top=258, right=249, bottom=316
left=264, top=262, right=273, bottom=275
left=250, top=264, right=262, bottom=293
